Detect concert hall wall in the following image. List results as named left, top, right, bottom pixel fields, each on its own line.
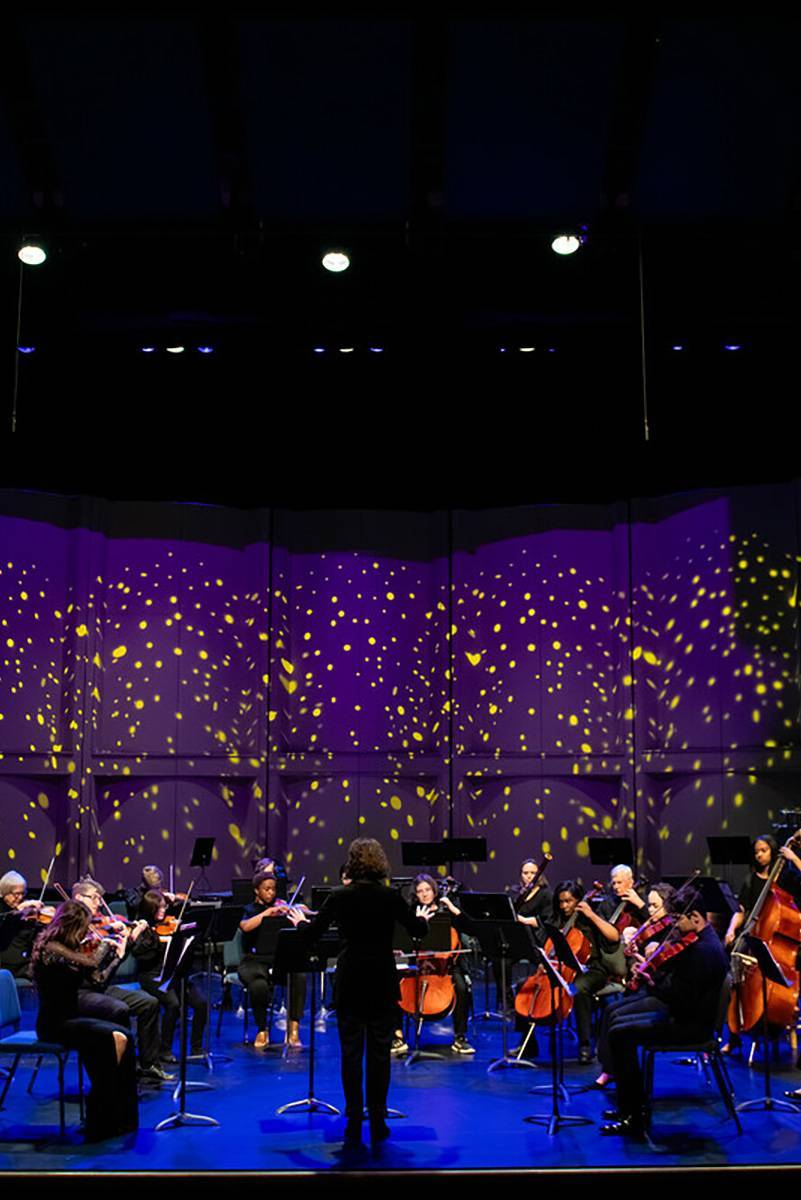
left=0, top=484, right=798, bottom=895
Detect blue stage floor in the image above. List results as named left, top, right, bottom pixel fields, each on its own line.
left=2, top=1004, right=801, bottom=1175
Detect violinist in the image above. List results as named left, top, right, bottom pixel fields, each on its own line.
left=238, top=869, right=307, bottom=1049
left=31, top=900, right=139, bottom=1142
left=412, top=874, right=475, bottom=1055
left=601, top=887, right=728, bottom=1138
left=71, top=877, right=173, bottom=1083
left=287, top=838, right=434, bottom=1145
left=0, top=871, right=54, bottom=978
left=552, top=880, right=621, bottom=1064
left=131, top=889, right=208, bottom=1062
left=594, top=882, right=676, bottom=1088
left=124, top=864, right=184, bottom=920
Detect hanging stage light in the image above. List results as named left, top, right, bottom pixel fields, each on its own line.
left=322, top=250, right=350, bottom=273
left=550, top=234, right=582, bottom=256
left=165, top=346, right=185, bottom=354
left=17, top=241, right=47, bottom=266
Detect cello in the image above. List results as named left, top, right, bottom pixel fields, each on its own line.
left=514, top=880, right=606, bottom=1024
left=728, top=828, right=801, bottom=1035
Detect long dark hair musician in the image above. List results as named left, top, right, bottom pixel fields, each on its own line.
left=287, top=837, right=434, bottom=1145
left=31, top=901, right=139, bottom=1143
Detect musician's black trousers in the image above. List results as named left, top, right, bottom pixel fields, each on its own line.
left=571, top=965, right=609, bottom=1045
left=237, top=958, right=306, bottom=1030
left=597, top=993, right=668, bottom=1075
left=337, top=1005, right=396, bottom=1119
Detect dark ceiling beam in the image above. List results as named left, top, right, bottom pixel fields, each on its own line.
left=0, top=17, right=62, bottom=222
left=599, top=15, right=662, bottom=218
left=195, top=17, right=256, bottom=227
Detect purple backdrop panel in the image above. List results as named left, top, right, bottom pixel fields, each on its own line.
left=271, top=511, right=448, bottom=754
left=639, top=772, right=723, bottom=882
left=457, top=773, right=628, bottom=893
left=355, top=775, right=445, bottom=877
left=632, top=487, right=800, bottom=754
left=91, top=777, right=177, bottom=890
left=452, top=508, right=629, bottom=757
left=172, top=778, right=258, bottom=893
left=0, top=516, right=76, bottom=755
left=0, top=776, right=70, bottom=885
left=281, top=775, right=360, bottom=887
left=90, top=775, right=260, bottom=892
left=95, top=537, right=267, bottom=759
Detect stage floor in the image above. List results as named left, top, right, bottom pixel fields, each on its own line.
left=2, top=1002, right=801, bottom=1175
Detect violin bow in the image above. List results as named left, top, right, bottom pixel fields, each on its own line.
left=38, top=857, right=56, bottom=904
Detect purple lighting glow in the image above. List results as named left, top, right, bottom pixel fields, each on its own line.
left=197, top=346, right=214, bottom=354
left=17, top=346, right=35, bottom=354
left=723, top=344, right=742, bottom=351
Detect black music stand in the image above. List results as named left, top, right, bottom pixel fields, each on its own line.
left=588, top=837, right=633, bottom=867
left=459, top=893, right=537, bottom=1073
left=190, top=837, right=215, bottom=895
left=198, top=903, right=243, bottom=1070
left=394, top=916, right=455, bottom=1066
left=734, top=935, right=801, bottom=1115
left=155, top=922, right=219, bottom=1131
left=523, top=939, right=592, bottom=1135
left=274, top=928, right=342, bottom=1117
left=527, top=924, right=588, bottom=1100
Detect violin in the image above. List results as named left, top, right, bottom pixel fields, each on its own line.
left=623, top=913, right=674, bottom=957
left=627, top=930, right=698, bottom=990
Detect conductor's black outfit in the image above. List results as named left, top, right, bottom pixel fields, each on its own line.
left=298, top=881, right=426, bottom=1120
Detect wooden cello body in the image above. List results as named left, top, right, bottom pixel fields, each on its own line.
left=728, top=832, right=801, bottom=1034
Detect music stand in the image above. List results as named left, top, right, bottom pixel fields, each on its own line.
left=735, top=935, right=801, bottom=1115
left=528, top=924, right=588, bottom=1101
left=523, top=940, right=592, bottom=1135
left=394, top=916, right=455, bottom=1066
left=274, top=928, right=342, bottom=1117
left=459, top=893, right=537, bottom=1073
left=190, top=838, right=215, bottom=894
left=197, top=904, right=243, bottom=1069
left=588, top=837, right=633, bottom=867
left=155, top=922, right=219, bottom=1131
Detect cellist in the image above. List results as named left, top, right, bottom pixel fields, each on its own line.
left=552, top=879, right=621, bottom=1064
left=412, top=874, right=475, bottom=1055
left=723, top=832, right=801, bottom=1056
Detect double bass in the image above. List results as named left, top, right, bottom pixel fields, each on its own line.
left=728, top=828, right=801, bottom=1034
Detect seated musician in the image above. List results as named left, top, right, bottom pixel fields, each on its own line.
left=0, top=871, right=54, bottom=978
left=513, top=858, right=553, bottom=943
left=32, top=900, right=139, bottom=1142
left=723, top=833, right=801, bottom=1056
left=71, top=876, right=173, bottom=1083
left=131, top=888, right=208, bottom=1062
left=124, top=864, right=183, bottom=920
left=601, top=886, right=728, bottom=1138
left=595, top=881, right=676, bottom=1087
left=412, top=874, right=475, bottom=1055
left=598, top=864, right=647, bottom=934
left=238, top=869, right=307, bottom=1049
left=553, top=879, right=621, bottom=1064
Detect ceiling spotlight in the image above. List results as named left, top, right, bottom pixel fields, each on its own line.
left=139, top=346, right=156, bottom=353
left=338, top=347, right=355, bottom=353
left=322, top=250, right=350, bottom=273
left=723, top=344, right=741, bottom=351
left=313, top=347, right=326, bottom=353
left=671, top=344, right=685, bottom=351
left=368, top=347, right=384, bottom=353
left=196, top=346, right=214, bottom=354
left=519, top=347, right=535, bottom=353
left=165, top=346, right=185, bottom=354
left=18, top=241, right=47, bottom=266
left=17, top=346, right=35, bottom=354
left=551, top=234, right=582, bottom=256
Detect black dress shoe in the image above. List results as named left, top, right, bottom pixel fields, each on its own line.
left=344, top=1118, right=363, bottom=1145
left=579, top=1044, right=594, bottom=1064
left=160, top=1052, right=178, bottom=1064
left=369, top=1119, right=391, bottom=1142
left=602, top=1108, right=621, bottom=1120
left=139, top=1063, right=176, bottom=1082
left=784, top=1089, right=801, bottom=1101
